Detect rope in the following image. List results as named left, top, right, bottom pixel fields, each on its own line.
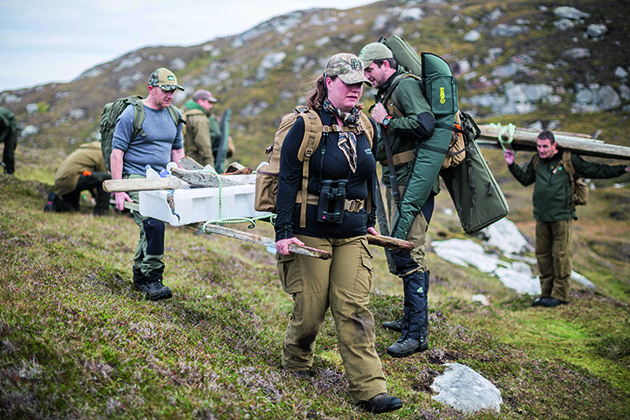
left=193, top=166, right=277, bottom=232
left=201, top=214, right=275, bottom=232
left=489, top=122, right=516, bottom=151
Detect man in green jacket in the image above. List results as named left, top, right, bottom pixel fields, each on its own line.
left=504, top=130, right=629, bottom=307
left=181, top=89, right=234, bottom=169
left=359, top=42, right=438, bottom=358
left=45, top=141, right=111, bottom=216
left=181, top=90, right=217, bottom=167
left=0, top=107, right=18, bottom=175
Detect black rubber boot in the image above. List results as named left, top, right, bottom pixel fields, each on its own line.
left=132, top=267, right=150, bottom=293
left=387, top=271, right=429, bottom=358
left=145, top=269, right=172, bottom=301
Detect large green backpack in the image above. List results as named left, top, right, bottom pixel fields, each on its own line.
left=379, top=35, right=508, bottom=235
left=377, top=36, right=459, bottom=239
left=99, top=96, right=182, bottom=171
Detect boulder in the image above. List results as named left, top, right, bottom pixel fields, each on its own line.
left=431, top=363, right=502, bottom=414
left=554, top=6, right=590, bottom=20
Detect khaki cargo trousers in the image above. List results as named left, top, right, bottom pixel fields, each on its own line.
left=535, top=220, right=573, bottom=302
left=277, top=234, right=387, bottom=403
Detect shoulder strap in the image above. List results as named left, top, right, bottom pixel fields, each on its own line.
left=168, top=104, right=185, bottom=126
left=562, top=151, right=575, bottom=176
left=532, top=154, right=540, bottom=171
left=129, top=98, right=146, bottom=140
left=295, top=107, right=323, bottom=228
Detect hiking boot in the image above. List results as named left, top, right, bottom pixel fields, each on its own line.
left=387, top=337, right=429, bottom=358
left=542, top=297, right=568, bottom=308
left=44, top=192, right=57, bottom=212
left=146, top=279, right=172, bottom=301
left=531, top=296, right=550, bottom=306
left=132, top=267, right=150, bottom=294
left=382, top=318, right=403, bottom=332
left=357, top=393, right=402, bottom=414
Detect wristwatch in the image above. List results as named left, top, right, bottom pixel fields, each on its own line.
left=382, top=116, right=392, bottom=128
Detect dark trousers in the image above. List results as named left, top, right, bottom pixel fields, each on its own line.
left=54, top=172, right=111, bottom=215
left=1, top=128, right=18, bottom=174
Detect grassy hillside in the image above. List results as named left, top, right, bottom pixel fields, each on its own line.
left=2, top=0, right=630, bottom=417
left=1, top=170, right=629, bottom=419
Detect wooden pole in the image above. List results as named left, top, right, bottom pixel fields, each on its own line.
left=103, top=177, right=189, bottom=193
left=189, top=223, right=332, bottom=260
left=478, top=124, right=630, bottom=160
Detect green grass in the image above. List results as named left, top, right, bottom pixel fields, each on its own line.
left=1, top=169, right=629, bottom=419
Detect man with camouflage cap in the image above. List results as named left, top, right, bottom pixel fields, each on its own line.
left=359, top=41, right=437, bottom=358
left=180, top=89, right=235, bottom=168
left=111, top=67, right=185, bottom=301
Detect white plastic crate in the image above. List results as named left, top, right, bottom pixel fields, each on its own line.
left=139, top=183, right=271, bottom=226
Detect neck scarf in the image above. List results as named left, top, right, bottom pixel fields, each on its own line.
left=323, top=99, right=361, bottom=173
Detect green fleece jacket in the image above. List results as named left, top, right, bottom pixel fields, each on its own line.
left=509, top=149, right=627, bottom=222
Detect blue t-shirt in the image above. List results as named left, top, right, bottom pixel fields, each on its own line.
left=112, top=104, right=183, bottom=175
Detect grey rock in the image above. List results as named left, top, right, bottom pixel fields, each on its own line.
left=69, top=109, right=86, bottom=120
left=554, top=6, right=590, bottom=20
left=431, top=363, right=502, bottom=414
left=491, top=24, right=528, bottom=38
left=21, top=125, right=39, bottom=136
left=597, top=85, right=621, bottom=110
left=490, top=63, right=520, bottom=79
left=399, top=7, right=424, bottom=21
left=463, top=30, right=481, bottom=42
left=615, top=67, right=629, bottom=79
left=482, top=218, right=529, bottom=255
left=371, top=15, right=389, bottom=32
left=482, top=9, right=503, bottom=23
left=119, top=71, right=144, bottom=91
left=169, top=58, right=186, bottom=71
left=256, top=52, right=286, bottom=81
left=114, top=56, right=142, bottom=72
left=620, top=85, right=630, bottom=101
left=314, top=36, right=330, bottom=47
left=554, top=18, right=575, bottom=31
left=26, top=103, right=39, bottom=115
left=349, top=34, right=365, bottom=43
left=1, top=93, right=20, bottom=104
left=561, top=48, right=591, bottom=60
left=585, top=24, right=607, bottom=41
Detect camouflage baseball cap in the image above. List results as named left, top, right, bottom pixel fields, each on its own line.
left=324, top=53, right=371, bottom=86
left=358, top=42, right=394, bottom=68
left=148, top=67, right=184, bottom=91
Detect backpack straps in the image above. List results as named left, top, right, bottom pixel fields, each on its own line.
left=129, top=98, right=146, bottom=141
left=296, top=107, right=323, bottom=228
left=293, top=107, right=374, bottom=228
left=560, top=151, right=578, bottom=210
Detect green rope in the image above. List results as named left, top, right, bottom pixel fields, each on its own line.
left=201, top=214, right=275, bottom=232
left=190, top=167, right=277, bottom=233
left=489, top=122, right=516, bottom=151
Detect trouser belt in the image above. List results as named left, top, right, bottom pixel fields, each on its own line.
left=296, top=194, right=365, bottom=213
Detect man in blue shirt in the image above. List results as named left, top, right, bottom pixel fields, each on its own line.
left=111, top=67, right=185, bottom=301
